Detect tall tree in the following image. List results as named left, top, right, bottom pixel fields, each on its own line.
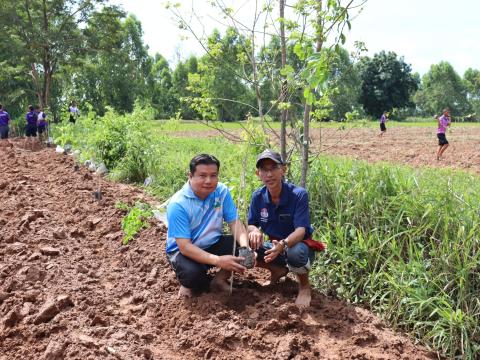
left=463, top=68, right=480, bottom=117
left=0, top=0, right=113, bottom=110
left=172, top=56, right=200, bottom=120
left=148, top=54, right=177, bottom=119
left=326, top=47, right=361, bottom=120
left=69, top=11, right=153, bottom=114
left=413, top=61, right=469, bottom=116
left=0, top=38, right=36, bottom=117
left=188, top=28, right=254, bottom=122
left=358, top=51, right=418, bottom=117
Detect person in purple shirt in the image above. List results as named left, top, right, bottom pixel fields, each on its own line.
left=36, top=106, right=48, bottom=145
left=24, top=105, right=38, bottom=150
left=379, top=111, right=388, bottom=137
left=0, top=104, right=11, bottom=140
left=436, top=108, right=451, bottom=160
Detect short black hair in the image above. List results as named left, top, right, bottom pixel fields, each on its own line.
left=28, top=105, right=34, bottom=111
left=0, top=104, right=3, bottom=109
left=189, top=154, right=220, bottom=175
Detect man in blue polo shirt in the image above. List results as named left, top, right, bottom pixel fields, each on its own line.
left=0, top=104, right=11, bottom=140
left=166, top=154, right=250, bottom=298
left=248, top=149, right=318, bottom=307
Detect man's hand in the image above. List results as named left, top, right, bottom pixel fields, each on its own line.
left=216, top=255, right=247, bottom=274
left=248, top=230, right=264, bottom=250
left=264, top=240, right=284, bottom=263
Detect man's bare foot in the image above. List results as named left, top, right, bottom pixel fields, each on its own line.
left=177, top=285, right=193, bottom=299
left=295, top=285, right=311, bottom=307
left=210, top=277, right=231, bottom=293
left=264, top=265, right=288, bottom=286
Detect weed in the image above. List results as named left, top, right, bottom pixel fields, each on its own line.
left=118, top=202, right=153, bottom=245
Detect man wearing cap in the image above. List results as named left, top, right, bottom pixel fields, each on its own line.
left=166, top=153, right=251, bottom=298
left=248, top=149, right=320, bottom=307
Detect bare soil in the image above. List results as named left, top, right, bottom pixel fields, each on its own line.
left=173, top=124, right=480, bottom=174
left=312, top=125, right=480, bottom=174
left=1, top=139, right=438, bottom=360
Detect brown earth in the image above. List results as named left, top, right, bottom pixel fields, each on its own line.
left=173, top=124, right=480, bottom=174
left=0, top=139, right=438, bottom=360
left=312, top=125, right=480, bottom=174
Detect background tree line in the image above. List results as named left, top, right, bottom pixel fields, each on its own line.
left=1, top=1, right=479, bottom=122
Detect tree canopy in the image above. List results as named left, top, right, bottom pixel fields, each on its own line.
left=358, top=51, right=419, bottom=117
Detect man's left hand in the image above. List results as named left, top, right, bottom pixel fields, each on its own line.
left=264, top=240, right=284, bottom=263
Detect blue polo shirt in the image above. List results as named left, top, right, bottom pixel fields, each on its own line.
left=248, top=181, right=313, bottom=240
left=166, top=181, right=238, bottom=253
left=0, top=111, right=10, bottom=126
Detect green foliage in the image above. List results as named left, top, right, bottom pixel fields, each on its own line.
left=358, top=51, right=419, bottom=117
left=0, top=0, right=110, bottom=114
left=463, top=68, right=480, bottom=118
left=172, top=56, right=201, bottom=120
left=414, top=62, right=470, bottom=116
left=186, top=28, right=255, bottom=122
left=51, top=102, right=157, bottom=183
left=305, top=157, right=480, bottom=359
left=117, top=202, right=153, bottom=245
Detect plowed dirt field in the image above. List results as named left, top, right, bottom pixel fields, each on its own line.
left=1, top=139, right=439, bottom=359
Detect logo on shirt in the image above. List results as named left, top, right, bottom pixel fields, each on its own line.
left=213, top=197, right=221, bottom=209
left=260, top=208, right=268, bottom=222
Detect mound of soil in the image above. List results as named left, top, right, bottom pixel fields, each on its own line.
left=0, top=140, right=438, bottom=359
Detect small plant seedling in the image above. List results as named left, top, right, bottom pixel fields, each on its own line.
left=120, top=202, right=153, bottom=245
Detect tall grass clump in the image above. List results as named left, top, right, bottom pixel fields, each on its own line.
left=305, top=156, right=480, bottom=358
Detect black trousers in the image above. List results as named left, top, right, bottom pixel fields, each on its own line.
left=167, top=235, right=235, bottom=290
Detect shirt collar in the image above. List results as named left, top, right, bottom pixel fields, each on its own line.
left=181, top=181, right=216, bottom=201
left=262, top=181, right=288, bottom=206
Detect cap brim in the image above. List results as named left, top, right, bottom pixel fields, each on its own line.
left=255, top=156, right=283, bottom=167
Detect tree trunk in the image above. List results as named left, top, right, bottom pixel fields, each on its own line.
left=31, top=63, right=44, bottom=108
left=279, top=0, right=287, bottom=162
left=301, top=0, right=325, bottom=188
left=300, top=104, right=311, bottom=188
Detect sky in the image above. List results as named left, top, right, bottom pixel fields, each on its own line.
left=109, top=0, right=480, bottom=76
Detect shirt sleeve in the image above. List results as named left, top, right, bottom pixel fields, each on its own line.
left=293, top=190, right=311, bottom=230
left=222, top=190, right=238, bottom=223
left=247, top=194, right=259, bottom=227
left=167, top=202, right=192, bottom=239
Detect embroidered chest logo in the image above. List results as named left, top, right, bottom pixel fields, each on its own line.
left=260, top=208, right=268, bottom=222
left=213, top=197, right=221, bottom=209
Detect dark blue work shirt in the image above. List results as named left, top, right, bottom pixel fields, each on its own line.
left=248, top=181, right=313, bottom=239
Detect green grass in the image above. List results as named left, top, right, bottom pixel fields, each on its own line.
left=53, top=108, right=480, bottom=359
left=148, top=118, right=281, bottom=132
left=148, top=118, right=480, bottom=135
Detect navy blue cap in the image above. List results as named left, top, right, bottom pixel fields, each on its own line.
left=256, top=149, right=284, bottom=168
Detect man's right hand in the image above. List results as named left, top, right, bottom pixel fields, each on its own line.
left=248, top=230, right=264, bottom=250
left=216, top=255, right=246, bottom=274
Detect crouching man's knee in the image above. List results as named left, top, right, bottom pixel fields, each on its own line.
left=168, top=252, right=210, bottom=289
left=285, top=242, right=315, bottom=275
